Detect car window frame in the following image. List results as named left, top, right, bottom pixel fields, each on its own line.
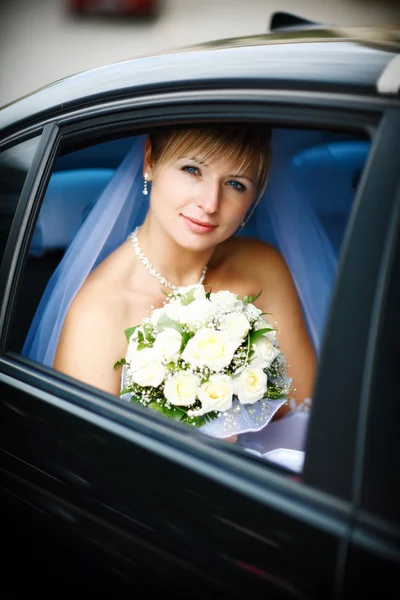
left=303, top=107, right=400, bottom=498
left=350, top=107, right=400, bottom=525
left=0, top=123, right=59, bottom=352
left=340, top=111, right=400, bottom=592
left=0, top=88, right=391, bottom=506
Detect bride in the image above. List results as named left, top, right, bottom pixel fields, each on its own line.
left=25, top=124, right=317, bottom=447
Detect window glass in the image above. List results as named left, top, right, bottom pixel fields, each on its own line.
left=0, top=136, right=41, bottom=266
left=9, top=126, right=371, bottom=473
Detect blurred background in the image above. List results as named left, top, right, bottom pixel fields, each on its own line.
left=0, top=0, right=399, bottom=108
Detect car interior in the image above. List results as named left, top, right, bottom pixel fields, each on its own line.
left=9, top=126, right=370, bottom=357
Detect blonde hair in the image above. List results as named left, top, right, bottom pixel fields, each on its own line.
left=149, top=124, right=272, bottom=198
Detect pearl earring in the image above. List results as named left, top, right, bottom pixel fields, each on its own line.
left=143, top=172, right=149, bottom=196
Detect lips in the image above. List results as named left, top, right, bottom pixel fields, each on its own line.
left=181, top=215, right=217, bottom=233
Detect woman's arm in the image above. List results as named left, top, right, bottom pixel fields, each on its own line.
left=251, top=242, right=316, bottom=417
left=53, top=292, right=125, bottom=396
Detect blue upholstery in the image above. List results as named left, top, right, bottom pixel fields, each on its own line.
left=29, top=137, right=370, bottom=259
left=237, top=133, right=369, bottom=253
left=290, top=141, right=370, bottom=252
left=30, top=168, right=115, bottom=256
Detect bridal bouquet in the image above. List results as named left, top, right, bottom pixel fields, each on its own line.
left=115, top=285, right=291, bottom=432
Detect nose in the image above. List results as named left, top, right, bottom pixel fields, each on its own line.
left=196, top=179, right=221, bottom=214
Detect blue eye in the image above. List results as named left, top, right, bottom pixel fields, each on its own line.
left=182, top=165, right=199, bottom=175
left=228, top=180, right=245, bottom=192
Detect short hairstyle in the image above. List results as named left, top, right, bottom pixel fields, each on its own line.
left=149, top=124, right=272, bottom=197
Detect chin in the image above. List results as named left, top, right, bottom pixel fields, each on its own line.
left=176, top=226, right=225, bottom=252
left=174, top=232, right=215, bottom=252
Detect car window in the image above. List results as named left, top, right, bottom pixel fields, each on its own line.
left=7, top=125, right=372, bottom=472
left=0, top=136, right=41, bottom=267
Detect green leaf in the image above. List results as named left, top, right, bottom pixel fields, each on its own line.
left=251, top=289, right=262, bottom=303
left=125, top=325, right=139, bottom=341
left=249, top=327, right=274, bottom=345
left=163, top=404, right=186, bottom=422
left=113, top=358, right=126, bottom=370
left=129, top=394, right=144, bottom=404
left=120, top=387, right=131, bottom=395
left=148, top=402, right=165, bottom=413
left=180, top=331, right=192, bottom=352
left=180, top=287, right=197, bottom=306
left=137, top=342, right=150, bottom=351
left=243, top=289, right=263, bottom=305
left=182, top=410, right=219, bottom=428
left=157, top=313, right=183, bottom=333
left=164, top=361, right=177, bottom=370
left=143, top=323, right=155, bottom=343
left=137, top=330, right=144, bottom=343
left=205, top=291, right=212, bottom=299
left=266, top=391, right=287, bottom=399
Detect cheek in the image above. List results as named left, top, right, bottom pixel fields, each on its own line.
left=151, top=172, right=191, bottom=208
left=221, top=196, right=253, bottom=223
left=149, top=176, right=174, bottom=211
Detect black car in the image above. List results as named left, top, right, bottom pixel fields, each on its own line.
left=1, top=13, right=400, bottom=598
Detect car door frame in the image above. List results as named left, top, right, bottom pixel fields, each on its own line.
left=1, top=85, right=398, bottom=597
left=340, top=106, right=400, bottom=597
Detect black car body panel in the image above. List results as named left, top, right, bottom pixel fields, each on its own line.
left=0, top=29, right=398, bottom=137
left=1, top=20, right=400, bottom=598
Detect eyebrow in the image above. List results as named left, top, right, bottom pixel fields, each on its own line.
left=229, top=173, right=255, bottom=183
left=186, top=157, right=255, bottom=183
left=188, top=156, right=209, bottom=166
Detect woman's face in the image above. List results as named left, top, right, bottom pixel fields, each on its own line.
left=144, top=139, right=259, bottom=251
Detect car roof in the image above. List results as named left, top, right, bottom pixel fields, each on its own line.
left=0, top=27, right=399, bottom=136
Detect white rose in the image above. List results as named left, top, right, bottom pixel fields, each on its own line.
left=181, top=328, right=240, bottom=372
left=210, top=290, right=241, bottom=312
left=178, top=284, right=207, bottom=301
left=220, top=312, right=251, bottom=341
left=192, top=285, right=207, bottom=301
left=265, top=329, right=278, bottom=344
left=189, top=374, right=234, bottom=416
left=179, top=299, right=214, bottom=326
left=251, top=336, right=280, bottom=369
left=128, top=348, right=167, bottom=388
left=150, top=307, right=165, bottom=327
left=164, top=372, right=200, bottom=407
left=235, top=367, right=268, bottom=405
left=163, top=300, right=181, bottom=322
left=243, top=303, right=262, bottom=322
left=153, top=329, right=182, bottom=362
left=125, top=338, right=139, bottom=362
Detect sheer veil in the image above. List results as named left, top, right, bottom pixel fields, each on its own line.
left=22, top=130, right=337, bottom=439
left=23, top=135, right=148, bottom=365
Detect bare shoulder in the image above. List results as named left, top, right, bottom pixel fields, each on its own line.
left=220, top=235, right=287, bottom=276
left=64, top=279, right=125, bottom=341
left=64, top=241, right=132, bottom=336
left=53, top=252, right=131, bottom=394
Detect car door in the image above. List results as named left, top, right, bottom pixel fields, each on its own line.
left=0, top=89, right=396, bottom=598
left=340, top=107, right=400, bottom=598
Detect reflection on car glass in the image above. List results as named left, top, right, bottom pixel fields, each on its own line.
left=245, top=447, right=305, bottom=473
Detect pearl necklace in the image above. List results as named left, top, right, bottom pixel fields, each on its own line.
left=129, top=227, right=208, bottom=291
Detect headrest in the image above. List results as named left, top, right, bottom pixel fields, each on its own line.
left=29, top=168, right=115, bottom=257
left=291, top=141, right=370, bottom=214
